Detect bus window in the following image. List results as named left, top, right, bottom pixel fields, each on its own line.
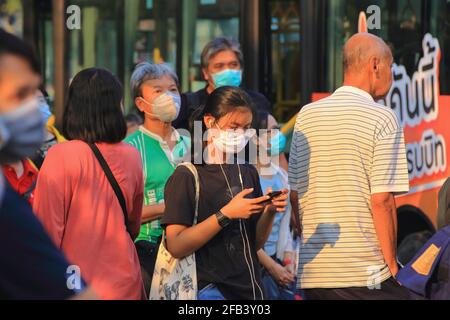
left=324, top=0, right=450, bottom=95
left=181, top=0, right=240, bottom=93
left=123, top=0, right=179, bottom=111
left=268, top=0, right=301, bottom=123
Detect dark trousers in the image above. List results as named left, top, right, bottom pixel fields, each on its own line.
left=135, top=239, right=160, bottom=296
left=304, top=278, right=411, bottom=300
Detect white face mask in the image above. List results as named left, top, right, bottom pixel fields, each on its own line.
left=141, top=91, right=181, bottom=123
left=212, top=125, right=252, bottom=154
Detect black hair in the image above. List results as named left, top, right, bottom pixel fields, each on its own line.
left=62, top=68, right=127, bottom=144
left=0, top=29, right=40, bottom=73
left=189, top=86, right=256, bottom=163
left=38, top=84, right=49, bottom=98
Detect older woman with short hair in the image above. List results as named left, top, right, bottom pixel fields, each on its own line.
left=125, top=62, right=190, bottom=294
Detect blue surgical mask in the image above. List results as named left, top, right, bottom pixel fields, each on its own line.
left=268, top=131, right=287, bottom=156
left=0, top=97, right=46, bottom=164
left=212, top=69, right=242, bottom=88
left=38, top=101, right=52, bottom=124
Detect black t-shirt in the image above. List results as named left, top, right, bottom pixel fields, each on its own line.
left=0, top=184, right=84, bottom=300
left=161, top=163, right=265, bottom=300
left=174, top=86, right=272, bottom=130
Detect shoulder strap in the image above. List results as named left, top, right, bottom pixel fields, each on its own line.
left=88, top=143, right=132, bottom=238
left=177, top=162, right=200, bottom=225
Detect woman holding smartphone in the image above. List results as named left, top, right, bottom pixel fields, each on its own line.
left=161, top=86, right=288, bottom=300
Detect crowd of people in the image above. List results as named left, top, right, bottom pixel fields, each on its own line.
left=0, top=28, right=448, bottom=300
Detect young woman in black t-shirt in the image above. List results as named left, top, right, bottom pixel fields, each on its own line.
left=161, top=86, right=288, bottom=300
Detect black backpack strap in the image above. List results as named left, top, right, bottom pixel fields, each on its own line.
left=88, top=143, right=132, bottom=238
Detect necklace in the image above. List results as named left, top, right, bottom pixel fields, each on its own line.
left=219, top=163, right=244, bottom=198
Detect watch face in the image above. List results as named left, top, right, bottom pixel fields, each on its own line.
left=222, top=216, right=230, bottom=227
left=217, top=212, right=230, bottom=228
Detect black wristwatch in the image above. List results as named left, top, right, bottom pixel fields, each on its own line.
left=215, top=211, right=232, bottom=228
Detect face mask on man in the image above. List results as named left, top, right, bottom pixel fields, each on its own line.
left=140, top=91, right=181, bottom=123
left=0, top=97, right=46, bottom=164
left=212, top=124, right=253, bottom=154
left=212, top=69, right=242, bottom=88
left=38, top=98, right=52, bottom=124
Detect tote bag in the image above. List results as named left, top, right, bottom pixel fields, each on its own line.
left=149, top=163, right=199, bottom=300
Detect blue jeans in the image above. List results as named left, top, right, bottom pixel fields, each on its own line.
left=198, top=284, right=226, bottom=300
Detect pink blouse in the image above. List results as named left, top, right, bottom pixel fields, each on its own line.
left=33, top=141, right=145, bottom=300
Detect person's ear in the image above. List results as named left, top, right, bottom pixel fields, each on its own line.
left=375, top=61, right=381, bottom=79
left=369, top=57, right=381, bottom=79
left=202, top=68, right=211, bottom=82
left=204, top=115, right=215, bottom=129
left=135, top=97, right=146, bottom=113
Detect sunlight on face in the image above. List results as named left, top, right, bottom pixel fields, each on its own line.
left=0, top=54, right=41, bottom=113
left=203, top=50, right=241, bottom=86
left=215, top=108, right=253, bottom=132
left=140, top=75, right=179, bottom=104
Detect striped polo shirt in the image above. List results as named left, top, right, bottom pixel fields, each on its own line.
left=288, top=86, right=410, bottom=289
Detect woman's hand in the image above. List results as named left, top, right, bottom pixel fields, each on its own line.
left=265, top=188, right=289, bottom=214
left=269, top=262, right=295, bottom=287
left=221, top=188, right=270, bottom=220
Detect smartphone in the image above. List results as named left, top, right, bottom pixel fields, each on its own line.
left=267, top=191, right=283, bottom=200
left=259, top=191, right=283, bottom=205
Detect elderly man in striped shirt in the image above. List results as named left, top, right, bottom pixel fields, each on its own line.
left=288, top=33, right=411, bottom=300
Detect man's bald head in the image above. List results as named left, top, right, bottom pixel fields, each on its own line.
left=342, top=33, right=394, bottom=100
left=343, top=33, right=392, bottom=74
